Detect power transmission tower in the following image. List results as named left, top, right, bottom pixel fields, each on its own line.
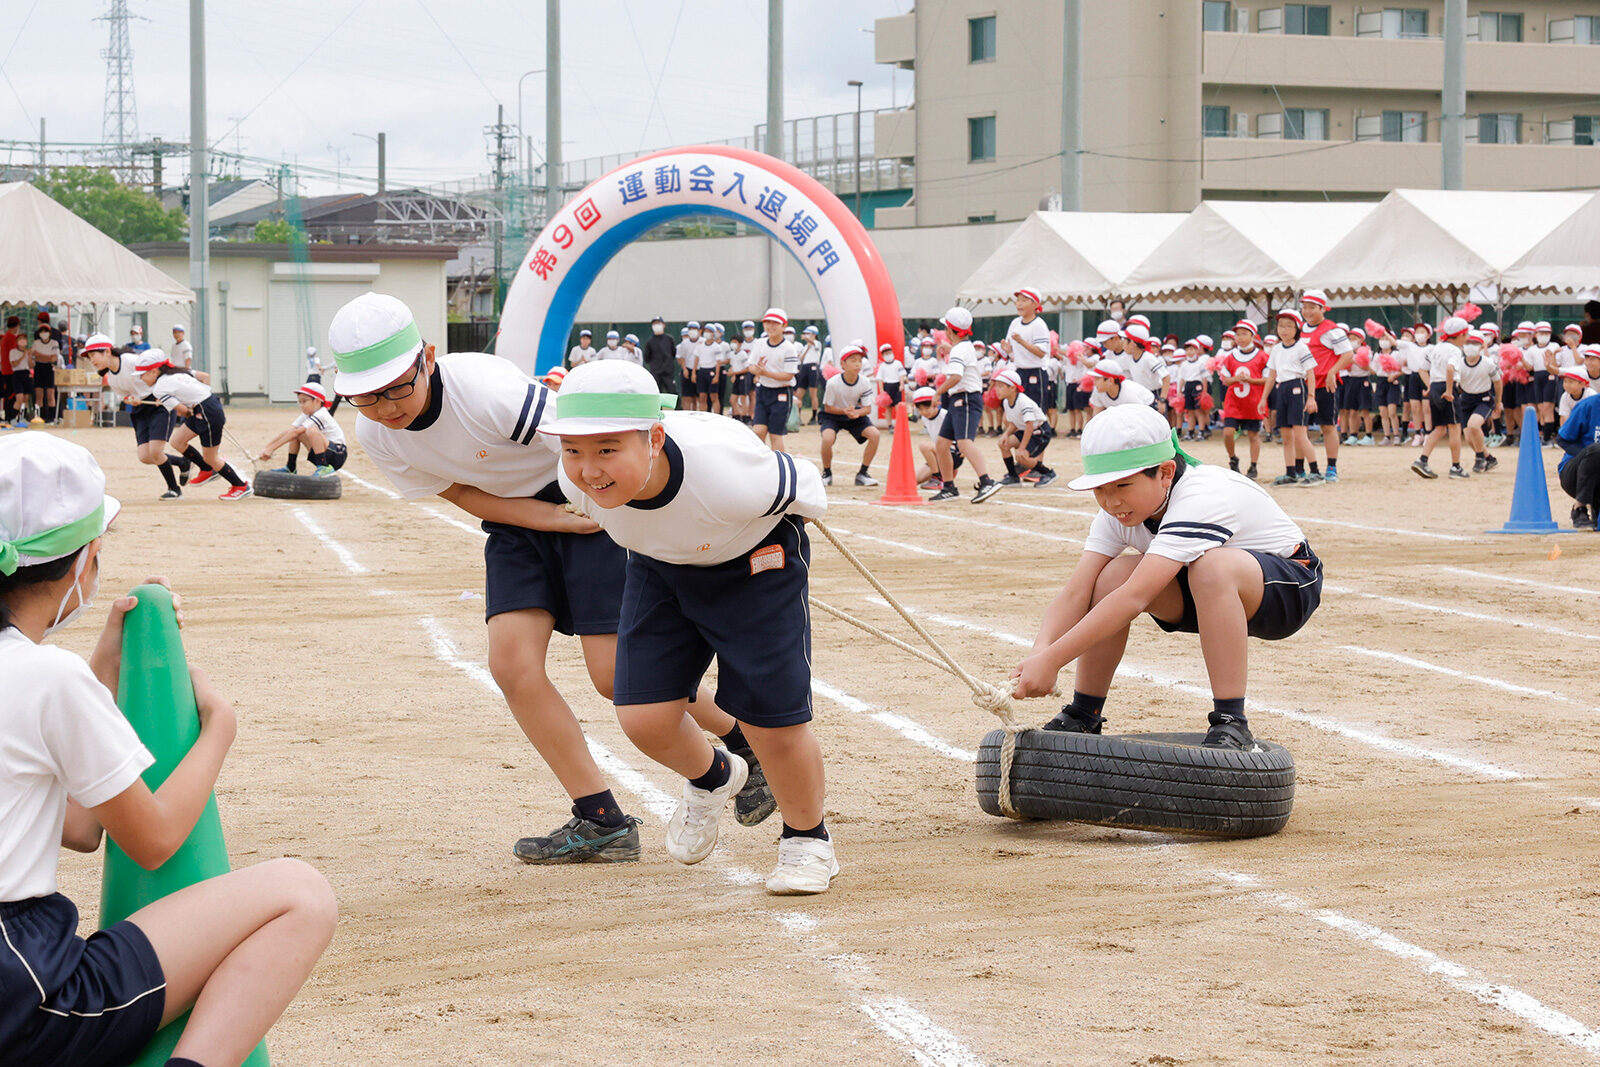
left=97, top=0, right=146, bottom=176
left=484, top=105, right=515, bottom=314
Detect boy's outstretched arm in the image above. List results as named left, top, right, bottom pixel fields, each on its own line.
left=1014, top=552, right=1181, bottom=698
left=438, top=483, right=600, bottom=534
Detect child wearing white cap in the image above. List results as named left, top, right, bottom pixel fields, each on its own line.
left=1257, top=310, right=1320, bottom=486
left=1005, top=288, right=1053, bottom=412
left=82, top=333, right=184, bottom=499
left=545, top=360, right=837, bottom=894
left=1299, top=289, right=1355, bottom=482
left=1086, top=361, right=1156, bottom=413
left=138, top=351, right=253, bottom=500
left=568, top=328, right=596, bottom=368
left=992, top=368, right=1057, bottom=488
left=1010, top=405, right=1322, bottom=750
left=1411, top=316, right=1471, bottom=480
left=727, top=325, right=755, bottom=424
left=328, top=292, right=773, bottom=863
left=929, top=306, right=1001, bottom=503
left=0, top=434, right=335, bottom=1067
left=1452, top=330, right=1503, bottom=474
left=797, top=323, right=824, bottom=424
left=818, top=342, right=881, bottom=487
left=256, top=381, right=348, bottom=476
left=751, top=309, right=800, bottom=451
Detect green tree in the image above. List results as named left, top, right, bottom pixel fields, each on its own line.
left=250, top=218, right=306, bottom=244
left=32, top=167, right=187, bottom=244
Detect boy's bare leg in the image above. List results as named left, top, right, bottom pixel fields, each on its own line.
left=1247, top=430, right=1261, bottom=464
left=742, top=721, right=825, bottom=830
left=820, top=428, right=836, bottom=470
left=489, top=608, right=608, bottom=799
left=861, top=427, right=880, bottom=466
left=1185, top=549, right=1264, bottom=700
left=616, top=697, right=718, bottom=779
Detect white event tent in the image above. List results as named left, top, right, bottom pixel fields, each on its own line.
left=956, top=211, right=1185, bottom=311
left=1499, top=190, right=1600, bottom=299
left=0, top=182, right=195, bottom=307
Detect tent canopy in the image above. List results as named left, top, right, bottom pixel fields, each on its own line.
left=956, top=211, right=1185, bottom=310
left=0, top=182, right=195, bottom=306
left=1302, top=188, right=1592, bottom=301
left=1499, top=190, right=1600, bottom=298
left=1120, top=201, right=1375, bottom=303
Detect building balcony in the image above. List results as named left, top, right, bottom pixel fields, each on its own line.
left=1200, top=136, right=1600, bottom=196
left=875, top=107, right=916, bottom=161
left=875, top=13, right=915, bottom=69
left=1202, top=32, right=1600, bottom=96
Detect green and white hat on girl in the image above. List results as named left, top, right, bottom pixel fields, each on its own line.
left=538, top=360, right=676, bottom=436
left=329, top=292, right=425, bottom=396
left=1068, top=405, right=1201, bottom=491
left=0, top=435, right=120, bottom=575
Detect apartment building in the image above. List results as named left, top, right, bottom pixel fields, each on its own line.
left=871, top=1, right=1600, bottom=225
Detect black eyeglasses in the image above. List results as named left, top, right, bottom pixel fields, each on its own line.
left=346, top=354, right=426, bottom=408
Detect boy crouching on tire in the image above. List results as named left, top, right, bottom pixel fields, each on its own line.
left=545, top=360, right=838, bottom=895
left=257, top=381, right=348, bottom=476
left=1009, top=405, right=1322, bottom=750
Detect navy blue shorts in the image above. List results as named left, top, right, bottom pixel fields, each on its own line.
left=1016, top=367, right=1049, bottom=411
left=1064, top=383, right=1089, bottom=410
left=1275, top=380, right=1307, bottom=426
left=1405, top=372, right=1424, bottom=402
left=1004, top=424, right=1052, bottom=458
left=938, top=391, right=982, bottom=440
left=796, top=364, right=822, bottom=389
left=180, top=395, right=225, bottom=448
left=128, top=403, right=172, bottom=445
left=819, top=413, right=872, bottom=443
left=1182, top=381, right=1203, bottom=410
left=733, top=375, right=753, bottom=396
left=482, top=490, right=627, bottom=632
left=613, top=515, right=813, bottom=728
left=1339, top=378, right=1372, bottom=410
left=308, top=442, right=348, bottom=470
left=1309, top=386, right=1337, bottom=425
left=0, top=894, right=166, bottom=1067
left=694, top=368, right=717, bottom=396
left=881, top=381, right=902, bottom=406
left=1535, top=369, right=1561, bottom=405
left=32, top=364, right=56, bottom=390
left=9, top=369, right=31, bottom=396
left=679, top=369, right=698, bottom=397
left=1223, top=417, right=1262, bottom=432
left=1154, top=542, right=1322, bottom=642
left=753, top=385, right=792, bottom=433
left=1455, top=391, right=1494, bottom=424
left=1379, top=379, right=1404, bottom=407
left=1427, top=382, right=1459, bottom=426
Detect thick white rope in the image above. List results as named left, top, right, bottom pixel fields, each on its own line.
left=811, top=519, right=1030, bottom=819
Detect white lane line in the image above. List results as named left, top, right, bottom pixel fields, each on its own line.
left=835, top=499, right=1084, bottom=546
left=1338, top=645, right=1598, bottom=711
left=1208, top=869, right=1600, bottom=1058
left=991, top=499, right=1097, bottom=518
left=420, top=504, right=488, bottom=540
left=1288, top=515, right=1474, bottom=543
left=828, top=525, right=948, bottom=557
left=291, top=507, right=368, bottom=574
left=813, top=678, right=976, bottom=763
left=1438, top=567, right=1600, bottom=599
left=1324, top=584, right=1592, bottom=642
left=859, top=999, right=989, bottom=1067
left=872, top=600, right=1527, bottom=782
left=341, top=471, right=402, bottom=499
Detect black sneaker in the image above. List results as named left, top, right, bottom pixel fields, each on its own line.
left=1201, top=712, right=1255, bottom=750
left=1410, top=458, right=1437, bottom=480
left=1228, top=456, right=1240, bottom=472
left=821, top=470, right=833, bottom=487
left=1033, top=470, right=1057, bottom=487
left=971, top=478, right=1002, bottom=504
left=513, top=814, right=643, bottom=864
left=999, top=473, right=1023, bottom=487
left=1042, top=705, right=1105, bottom=734
left=929, top=485, right=959, bottom=502
left=1472, top=456, right=1485, bottom=473
left=178, top=463, right=191, bottom=487
left=730, top=748, right=777, bottom=827
left=1573, top=505, right=1595, bottom=530
left=1245, top=463, right=1258, bottom=480
left=1481, top=453, right=1498, bottom=472
left=159, top=488, right=182, bottom=500
left=1449, top=465, right=1470, bottom=479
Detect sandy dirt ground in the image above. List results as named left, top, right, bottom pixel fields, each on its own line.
left=42, top=403, right=1600, bottom=1066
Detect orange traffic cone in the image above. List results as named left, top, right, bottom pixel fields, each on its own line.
left=873, top=401, right=925, bottom=506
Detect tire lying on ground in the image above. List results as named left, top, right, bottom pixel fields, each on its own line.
left=975, top=728, right=1294, bottom=838
left=250, top=469, right=342, bottom=500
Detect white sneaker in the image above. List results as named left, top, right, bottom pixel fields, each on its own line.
left=664, top=751, right=748, bottom=865
left=766, top=835, right=840, bottom=895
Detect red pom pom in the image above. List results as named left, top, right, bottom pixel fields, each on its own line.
left=1198, top=391, right=1214, bottom=411
left=934, top=374, right=948, bottom=389
left=1499, top=344, right=1530, bottom=384
left=1065, top=340, right=1087, bottom=366
left=1077, top=378, right=1094, bottom=393
left=1363, top=318, right=1387, bottom=338
left=1206, top=355, right=1225, bottom=373
left=1378, top=354, right=1401, bottom=374
left=1457, top=302, right=1482, bottom=323
left=914, top=367, right=929, bottom=386
left=821, top=363, right=840, bottom=380
left=1353, top=346, right=1372, bottom=371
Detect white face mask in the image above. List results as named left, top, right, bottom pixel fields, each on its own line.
left=1379, top=339, right=1392, bottom=349
left=743, top=328, right=755, bottom=339
left=606, top=339, right=618, bottom=349
left=44, top=550, right=97, bottom=639
left=651, top=323, right=665, bottom=335
left=687, top=330, right=700, bottom=341
left=1110, top=309, right=1125, bottom=322
left=1536, top=333, right=1551, bottom=345
left=1464, top=343, right=1482, bottom=357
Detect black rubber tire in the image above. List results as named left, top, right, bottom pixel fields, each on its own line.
left=975, top=728, right=1294, bottom=838
left=250, top=469, right=343, bottom=500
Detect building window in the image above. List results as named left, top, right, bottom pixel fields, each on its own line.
left=1576, top=117, right=1600, bottom=145
left=968, top=15, right=996, bottom=63
left=1381, top=8, right=1429, bottom=38
left=1203, top=106, right=1232, bottom=137
left=1285, top=4, right=1331, bottom=35
left=1283, top=108, right=1330, bottom=140
left=1551, top=15, right=1600, bottom=44
left=1478, top=113, right=1521, bottom=144
left=1476, top=12, right=1523, bottom=41
left=968, top=115, right=996, bottom=162
left=1203, top=1, right=1232, bottom=32
left=967, top=214, right=997, bottom=224
left=1382, top=110, right=1425, bottom=142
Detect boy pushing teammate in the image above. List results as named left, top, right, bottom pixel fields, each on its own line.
left=546, top=360, right=838, bottom=894
left=328, top=293, right=771, bottom=867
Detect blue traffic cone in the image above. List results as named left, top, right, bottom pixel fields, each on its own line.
left=1489, top=405, right=1562, bottom=534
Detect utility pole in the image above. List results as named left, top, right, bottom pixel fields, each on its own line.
left=1441, top=0, right=1466, bottom=189
left=37, top=118, right=45, bottom=169
left=150, top=136, right=163, bottom=197
left=486, top=105, right=515, bottom=313
left=377, top=131, right=386, bottom=195
left=1060, top=0, right=1083, bottom=210
left=545, top=1, right=562, bottom=227
left=189, top=0, right=209, bottom=376
left=847, top=80, right=863, bottom=218
left=766, top=0, right=783, bottom=307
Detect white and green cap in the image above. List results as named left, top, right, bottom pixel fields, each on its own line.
left=0, top=435, right=120, bottom=575
left=538, top=360, right=676, bottom=436
left=328, top=292, right=425, bottom=396
left=1068, top=405, right=1200, bottom=491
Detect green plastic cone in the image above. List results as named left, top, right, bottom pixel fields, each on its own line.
left=98, top=583, right=269, bottom=1067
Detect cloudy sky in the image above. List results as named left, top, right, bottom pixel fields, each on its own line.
left=1, top=0, right=911, bottom=192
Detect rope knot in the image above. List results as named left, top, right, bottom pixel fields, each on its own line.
left=970, top=682, right=1022, bottom=732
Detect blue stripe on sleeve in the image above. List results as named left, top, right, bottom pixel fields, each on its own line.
left=509, top=384, right=537, bottom=443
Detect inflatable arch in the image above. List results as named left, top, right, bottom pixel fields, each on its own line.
left=497, top=145, right=903, bottom=377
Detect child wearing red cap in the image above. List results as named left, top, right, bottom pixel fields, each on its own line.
left=256, top=381, right=348, bottom=476
left=1219, top=320, right=1269, bottom=480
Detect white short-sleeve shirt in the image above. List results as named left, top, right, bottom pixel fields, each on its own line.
left=101, top=356, right=155, bottom=404
left=1, top=630, right=154, bottom=901
left=151, top=372, right=213, bottom=410
left=945, top=341, right=984, bottom=393
left=293, top=407, right=347, bottom=448
left=1267, top=341, right=1316, bottom=383
left=1002, top=392, right=1047, bottom=431
left=1005, top=315, right=1053, bottom=369
left=357, top=352, right=560, bottom=500
left=1125, top=351, right=1170, bottom=393
left=1179, top=358, right=1212, bottom=385
left=1089, top=379, right=1156, bottom=410
left=1452, top=352, right=1500, bottom=394
left=1083, top=464, right=1307, bottom=566
left=824, top=372, right=876, bottom=414
left=557, top=411, right=827, bottom=565
left=753, top=339, right=800, bottom=387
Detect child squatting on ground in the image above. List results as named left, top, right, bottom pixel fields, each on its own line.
left=0, top=434, right=335, bottom=1067
left=327, top=292, right=771, bottom=867
left=545, top=360, right=838, bottom=895
left=1008, top=405, right=1324, bottom=751
left=255, top=381, right=348, bottom=476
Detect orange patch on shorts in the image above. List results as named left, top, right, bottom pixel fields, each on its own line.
left=750, top=544, right=786, bottom=575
